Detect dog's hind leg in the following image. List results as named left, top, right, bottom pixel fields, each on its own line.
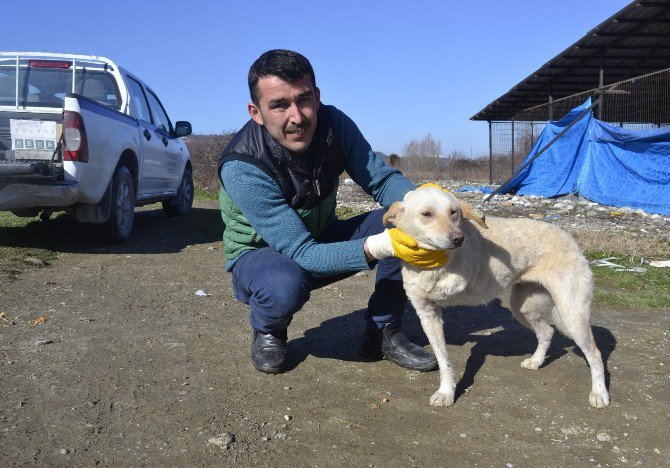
left=548, top=278, right=610, bottom=408
left=411, top=298, right=456, bottom=407
left=509, top=282, right=555, bottom=371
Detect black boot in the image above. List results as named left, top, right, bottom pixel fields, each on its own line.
left=251, top=330, right=287, bottom=374
left=360, top=322, right=438, bottom=372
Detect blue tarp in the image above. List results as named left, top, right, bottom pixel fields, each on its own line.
left=457, top=186, right=495, bottom=194
left=499, top=99, right=670, bottom=215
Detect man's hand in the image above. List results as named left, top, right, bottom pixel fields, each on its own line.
left=365, top=228, right=448, bottom=269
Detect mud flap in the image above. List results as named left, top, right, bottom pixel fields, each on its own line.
left=72, top=182, right=112, bottom=223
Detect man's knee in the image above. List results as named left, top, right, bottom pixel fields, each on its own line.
left=251, top=267, right=312, bottom=317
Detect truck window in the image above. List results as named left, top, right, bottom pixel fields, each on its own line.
left=75, top=72, right=120, bottom=109
left=145, top=89, right=172, bottom=133
left=0, top=61, right=120, bottom=110
left=126, top=77, right=152, bottom=123
left=0, top=67, right=17, bottom=106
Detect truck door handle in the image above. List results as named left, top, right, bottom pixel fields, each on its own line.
left=161, top=136, right=168, bottom=146
left=143, top=129, right=152, bottom=141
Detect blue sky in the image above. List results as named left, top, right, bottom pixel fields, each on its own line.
left=3, top=0, right=631, bottom=157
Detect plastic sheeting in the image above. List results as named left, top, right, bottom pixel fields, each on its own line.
left=499, top=99, right=670, bottom=215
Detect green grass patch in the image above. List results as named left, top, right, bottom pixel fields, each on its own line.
left=336, top=206, right=366, bottom=220
left=0, top=212, right=59, bottom=282
left=194, top=188, right=219, bottom=202
left=587, top=252, right=670, bottom=309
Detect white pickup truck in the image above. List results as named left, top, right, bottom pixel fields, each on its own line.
left=0, top=52, right=193, bottom=242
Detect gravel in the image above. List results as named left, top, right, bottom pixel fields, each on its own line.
left=337, top=179, right=670, bottom=252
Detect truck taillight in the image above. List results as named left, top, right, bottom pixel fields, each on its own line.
left=63, top=111, right=88, bottom=163
left=29, top=60, right=72, bottom=69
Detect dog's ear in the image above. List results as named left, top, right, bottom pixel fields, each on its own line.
left=383, top=202, right=404, bottom=227
left=460, top=200, right=488, bottom=229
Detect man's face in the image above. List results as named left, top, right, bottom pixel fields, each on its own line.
left=248, top=74, right=320, bottom=155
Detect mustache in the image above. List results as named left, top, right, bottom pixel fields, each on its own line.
left=285, top=122, right=309, bottom=134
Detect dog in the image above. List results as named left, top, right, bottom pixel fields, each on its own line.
left=383, top=187, right=610, bottom=409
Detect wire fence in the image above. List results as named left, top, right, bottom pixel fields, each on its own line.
left=489, top=67, right=670, bottom=184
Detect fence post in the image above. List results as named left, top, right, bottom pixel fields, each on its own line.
left=488, top=121, right=493, bottom=185
left=598, top=48, right=604, bottom=120
left=510, top=117, right=515, bottom=174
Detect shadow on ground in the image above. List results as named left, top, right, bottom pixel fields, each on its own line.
left=290, top=299, right=616, bottom=401
left=0, top=205, right=222, bottom=254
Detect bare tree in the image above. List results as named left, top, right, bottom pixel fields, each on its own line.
left=402, top=133, right=442, bottom=158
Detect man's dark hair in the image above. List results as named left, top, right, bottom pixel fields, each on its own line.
left=248, top=49, right=316, bottom=105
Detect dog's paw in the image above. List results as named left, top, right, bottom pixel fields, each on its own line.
left=520, top=357, right=543, bottom=370
left=589, top=390, right=610, bottom=408
left=429, top=391, right=455, bottom=407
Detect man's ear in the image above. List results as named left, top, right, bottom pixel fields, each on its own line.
left=383, top=202, right=404, bottom=227
left=315, top=87, right=320, bottom=110
left=248, top=103, right=264, bottom=126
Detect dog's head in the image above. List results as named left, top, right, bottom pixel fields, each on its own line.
left=383, top=188, right=488, bottom=251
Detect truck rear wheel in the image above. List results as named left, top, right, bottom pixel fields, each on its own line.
left=162, top=167, right=193, bottom=217
left=101, top=165, right=135, bottom=243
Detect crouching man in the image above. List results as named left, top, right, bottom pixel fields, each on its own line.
left=218, top=49, right=446, bottom=374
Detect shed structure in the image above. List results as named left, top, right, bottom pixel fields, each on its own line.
left=471, top=0, right=670, bottom=184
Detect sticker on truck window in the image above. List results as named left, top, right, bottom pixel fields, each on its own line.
left=10, top=119, right=59, bottom=160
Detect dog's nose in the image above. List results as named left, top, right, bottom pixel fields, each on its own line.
left=450, top=232, right=464, bottom=247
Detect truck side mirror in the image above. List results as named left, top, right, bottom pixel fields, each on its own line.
left=173, top=121, right=192, bottom=137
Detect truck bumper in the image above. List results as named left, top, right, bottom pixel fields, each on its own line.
left=0, top=181, right=80, bottom=210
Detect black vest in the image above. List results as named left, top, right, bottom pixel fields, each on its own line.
left=218, top=105, right=348, bottom=210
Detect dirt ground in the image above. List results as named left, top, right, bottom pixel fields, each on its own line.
left=1, top=200, right=669, bottom=467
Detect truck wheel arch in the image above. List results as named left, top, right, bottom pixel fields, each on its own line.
left=118, top=149, right=139, bottom=193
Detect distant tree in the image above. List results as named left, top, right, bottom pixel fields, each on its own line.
left=388, top=153, right=400, bottom=166
left=402, top=133, right=442, bottom=158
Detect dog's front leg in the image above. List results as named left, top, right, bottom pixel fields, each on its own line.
left=412, top=297, right=456, bottom=407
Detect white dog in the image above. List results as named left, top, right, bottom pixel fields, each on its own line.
left=384, top=187, right=609, bottom=408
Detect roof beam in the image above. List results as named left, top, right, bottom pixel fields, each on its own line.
left=577, top=45, right=670, bottom=49
left=635, top=1, right=670, bottom=6
left=613, top=18, right=670, bottom=23
left=547, top=64, right=665, bottom=70
left=536, top=72, right=629, bottom=77
left=520, top=81, right=601, bottom=87
left=558, top=54, right=670, bottom=60
left=593, top=32, right=670, bottom=37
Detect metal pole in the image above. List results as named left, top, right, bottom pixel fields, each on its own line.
left=72, top=58, right=76, bottom=93
left=548, top=94, right=553, bottom=121
left=488, top=121, right=493, bottom=185
left=511, top=117, right=514, bottom=174
left=598, top=49, right=604, bottom=120
left=15, top=56, right=19, bottom=109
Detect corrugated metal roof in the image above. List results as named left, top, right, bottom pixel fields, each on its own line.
left=471, top=1, right=670, bottom=121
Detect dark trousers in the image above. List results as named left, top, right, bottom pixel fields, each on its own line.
left=231, top=209, right=407, bottom=335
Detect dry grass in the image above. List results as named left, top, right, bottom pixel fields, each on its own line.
left=184, top=133, right=235, bottom=193
left=388, top=155, right=515, bottom=185
left=572, top=228, right=670, bottom=259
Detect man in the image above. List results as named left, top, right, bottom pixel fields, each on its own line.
left=218, top=49, right=446, bottom=374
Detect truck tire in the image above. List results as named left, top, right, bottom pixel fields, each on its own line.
left=101, top=165, right=135, bottom=243
left=162, top=167, right=193, bottom=217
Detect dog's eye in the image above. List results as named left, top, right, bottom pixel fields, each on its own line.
left=450, top=209, right=458, bottom=216
left=421, top=211, right=432, bottom=217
